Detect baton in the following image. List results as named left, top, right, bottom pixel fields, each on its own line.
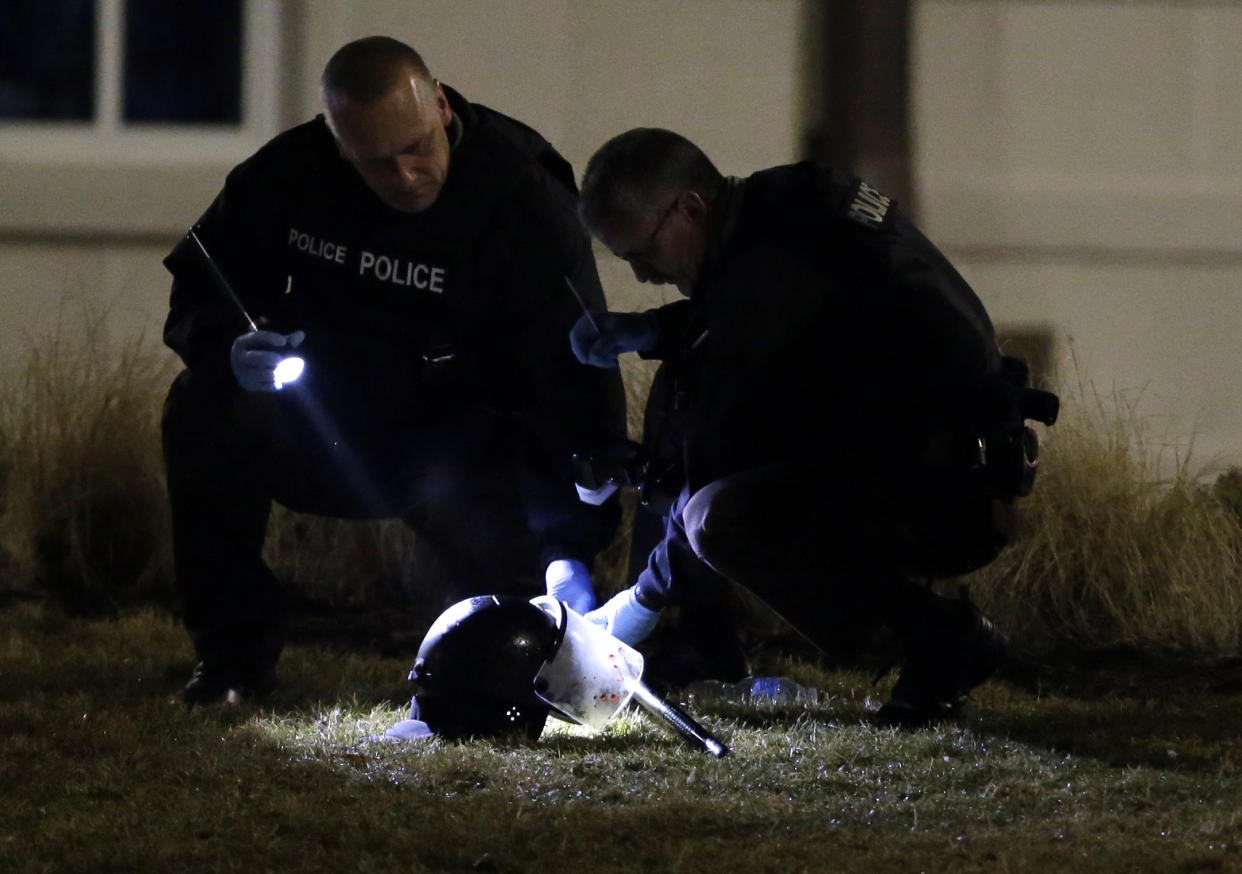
left=564, top=276, right=601, bottom=333
left=630, top=681, right=730, bottom=758
left=186, top=227, right=304, bottom=389
left=186, top=227, right=259, bottom=332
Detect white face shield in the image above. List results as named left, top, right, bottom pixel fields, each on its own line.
left=528, top=596, right=645, bottom=730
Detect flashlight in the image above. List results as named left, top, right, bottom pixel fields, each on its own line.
left=186, top=227, right=305, bottom=389
left=273, top=355, right=304, bottom=389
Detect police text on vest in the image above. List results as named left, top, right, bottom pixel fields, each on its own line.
left=288, top=228, right=348, bottom=265
left=358, top=250, right=446, bottom=293
left=846, top=181, right=892, bottom=229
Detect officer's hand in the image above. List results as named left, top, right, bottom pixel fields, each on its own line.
left=545, top=558, right=596, bottom=615
left=230, top=329, right=305, bottom=392
left=569, top=312, right=656, bottom=368
left=584, top=587, right=660, bottom=646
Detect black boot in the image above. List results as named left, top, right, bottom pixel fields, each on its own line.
left=182, top=632, right=282, bottom=706
left=871, top=589, right=1006, bottom=729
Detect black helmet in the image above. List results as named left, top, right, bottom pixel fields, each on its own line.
left=407, top=595, right=564, bottom=740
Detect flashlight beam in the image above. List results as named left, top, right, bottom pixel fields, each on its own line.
left=564, top=276, right=600, bottom=334
left=187, top=227, right=259, bottom=333
left=630, top=681, right=729, bottom=758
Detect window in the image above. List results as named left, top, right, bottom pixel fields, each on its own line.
left=0, top=0, right=95, bottom=121
left=122, top=1, right=244, bottom=125
left=0, top=0, right=281, bottom=163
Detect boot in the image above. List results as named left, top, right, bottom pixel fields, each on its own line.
left=182, top=631, right=282, bottom=706
left=871, top=589, right=1006, bottom=729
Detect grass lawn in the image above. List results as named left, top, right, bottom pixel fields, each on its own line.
left=3, top=599, right=1241, bottom=874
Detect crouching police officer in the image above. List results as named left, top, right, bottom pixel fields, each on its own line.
left=570, top=128, right=1056, bottom=728
left=161, top=37, right=625, bottom=705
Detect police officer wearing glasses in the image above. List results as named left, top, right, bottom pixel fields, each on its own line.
left=570, top=127, right=1057, bottom=728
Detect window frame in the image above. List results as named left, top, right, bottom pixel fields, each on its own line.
left=0, top=0, right=283, bottom=165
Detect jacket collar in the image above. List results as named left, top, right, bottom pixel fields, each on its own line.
left=692, top=175, right=745, bottom=299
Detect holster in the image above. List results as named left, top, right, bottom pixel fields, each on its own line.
left=570, top=439, right=683, bottom=516
left=974, top=357, right=1059, bottom=499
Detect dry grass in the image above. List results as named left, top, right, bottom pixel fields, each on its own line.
left=1, top=322, right=1241, bottom=662
left=0, top=319, right=646, bottom=620
left=0, top=311, right=176, bottom=612
left=966, top=374, right=1242, bottom=659
left=5, top=323, right=1242, bottom=871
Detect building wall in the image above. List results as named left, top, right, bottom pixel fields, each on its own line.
left=2, top=0, right=1238, bottom=469
left=291, top=0, right=813, bottom=318
left=0, top=0, right=809, bottom=370
left=913, top=0, right=1242, bottom=470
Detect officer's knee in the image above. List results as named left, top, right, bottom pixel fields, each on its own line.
left=683, top=479, right=746, bottom=567
left=161, top=369, right=254, bottom=463
left=161, top=369, right=203, bottom=445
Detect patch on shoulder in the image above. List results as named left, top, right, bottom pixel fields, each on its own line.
left=844, top=180, right=893, bottom=230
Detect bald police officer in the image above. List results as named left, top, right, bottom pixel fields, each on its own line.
left=162, top=37, right=625, bottom=704
left=571, top=128, right=1056, bottom=728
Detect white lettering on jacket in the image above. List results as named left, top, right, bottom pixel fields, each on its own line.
left=358, top=250, right=446, bottom=293
left=846, top=181, right=892, bottom=229
left=287, top=228, right=348, bottom=264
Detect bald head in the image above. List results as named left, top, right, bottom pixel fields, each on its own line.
left=321, top=36, right=433, bottom=104
left=321, top=36, right=453, bottom=213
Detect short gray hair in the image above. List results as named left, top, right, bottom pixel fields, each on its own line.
left=579, top=128, right=724, bottom=230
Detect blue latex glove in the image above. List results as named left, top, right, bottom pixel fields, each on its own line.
left=584, top=586, right=661, bottom=646
left=361, top=718, right=433, bottom=744
left=569, top=312, right=656, bottom=368
left=545, top=558, right=596, bottom=615
left=230, top=329, right=305, bottom=392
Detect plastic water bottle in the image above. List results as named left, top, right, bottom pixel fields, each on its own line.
left=748, top=676, right=820, bottom=705
left=684, top=676, right=820, bottom=707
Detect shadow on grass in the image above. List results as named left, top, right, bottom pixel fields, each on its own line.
left=1000, top=647, right=1242, bottom=700
left=974, top=658, right=1242, bottom=774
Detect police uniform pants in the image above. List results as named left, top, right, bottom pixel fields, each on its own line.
left=161, top=369, right=596, bottom=667
left=678, top=459, right=1007, bottom=659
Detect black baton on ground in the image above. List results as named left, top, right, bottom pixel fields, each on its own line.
left=630, top=681, right=729, bottom=758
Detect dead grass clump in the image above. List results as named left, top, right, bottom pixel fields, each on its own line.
left=4, top=310, right=1241, bottom=664
left=262, top=511, right=437, bottom=610
left=0, top=315, right=177, bottom=613
left=966, top=381, right=1242, bottom=659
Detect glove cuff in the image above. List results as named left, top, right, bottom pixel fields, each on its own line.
left=588, top=587, right=660, bottom=646
left=546, top=558, right=596, bottom=615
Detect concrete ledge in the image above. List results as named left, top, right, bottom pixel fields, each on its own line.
left=0, top=160, right=233, bottom=238
left=918, top=173, right=1242, bottom=257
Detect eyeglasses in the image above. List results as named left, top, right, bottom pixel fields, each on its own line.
left=619, top=197, right=679, bottom=265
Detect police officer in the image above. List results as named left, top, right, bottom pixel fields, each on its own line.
left=572, top=128, right=1055, bottom=727
left=162, top=37, right=626, bottom=705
